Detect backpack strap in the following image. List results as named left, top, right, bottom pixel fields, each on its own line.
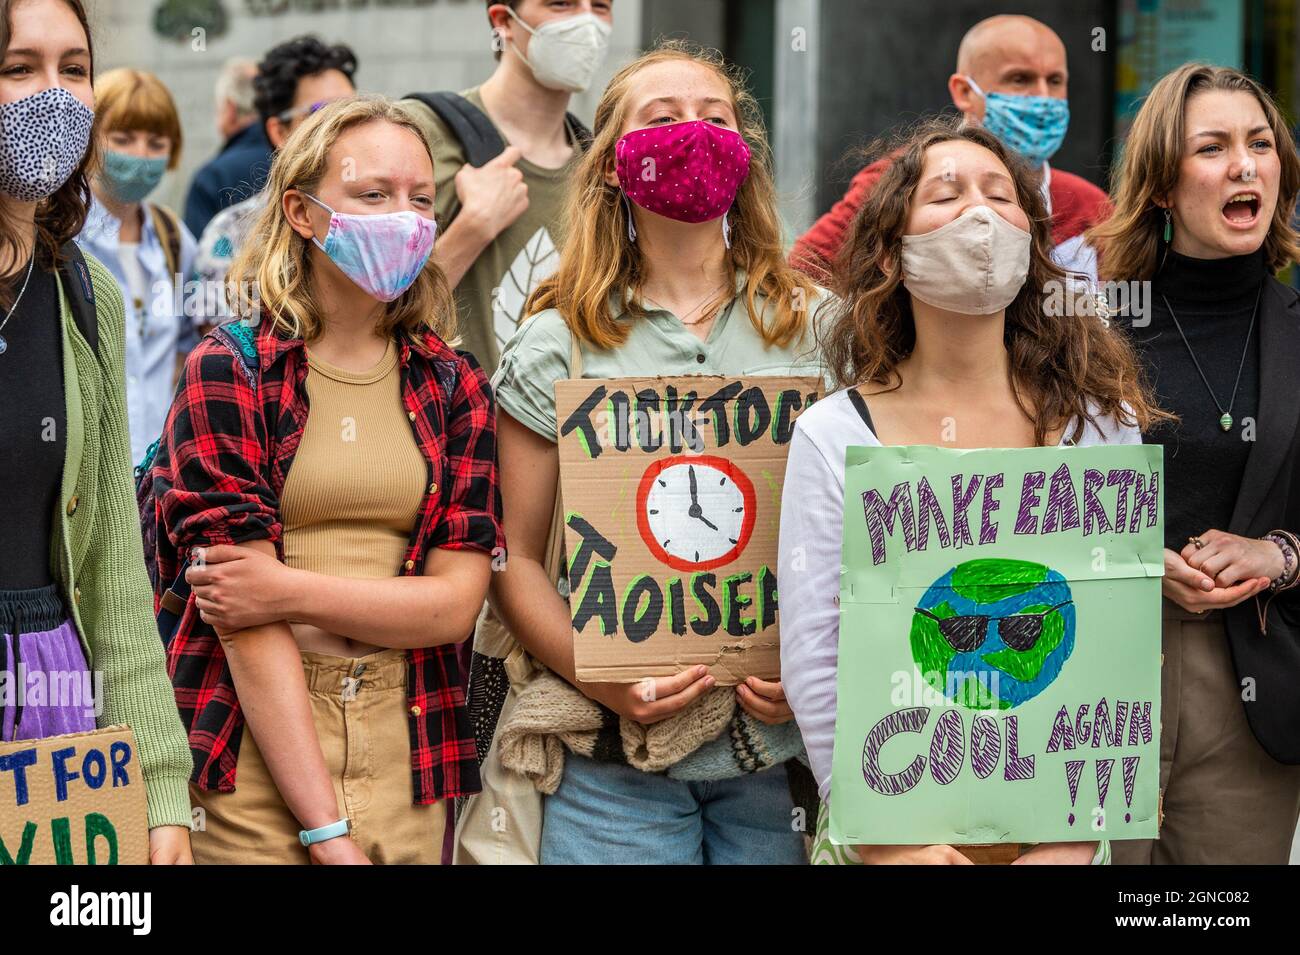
left=57, top=241, right=98, bottom=359
left=149, top=203, right=184, bottom=286
left=404, top=91, right=507, bottom=168
left=564, top=112, right=593, bottom=152
left=846, top=386, right=876, bottom=435
left=405, top=91, right=594, bottom=165
left=151, top=319, right=263, bottom=647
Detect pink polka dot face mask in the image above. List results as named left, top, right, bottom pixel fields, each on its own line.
left=615, top=120, right=751, bottom=225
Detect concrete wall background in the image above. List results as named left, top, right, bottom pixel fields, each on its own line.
left=85, top=0, right=644, bottom=216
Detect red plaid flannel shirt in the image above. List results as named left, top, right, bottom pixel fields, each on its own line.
left=143, top=319, right=502, bottom=803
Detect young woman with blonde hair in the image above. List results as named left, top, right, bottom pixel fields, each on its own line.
left=1088, top=64, right=1300, bottom=865
left=488, top=41, right=824, bottom=864
left=139, top=96, right=503, bottom=864
left=778, top=115, right=1167, bottom=865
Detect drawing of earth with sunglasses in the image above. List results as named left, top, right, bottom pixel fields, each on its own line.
left=911, top=558, right=1075, bottom=710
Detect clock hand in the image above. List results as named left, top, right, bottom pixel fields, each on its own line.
left=688, top=465, right=699, bottom=506
left=692, top=512, right=719, bottom=531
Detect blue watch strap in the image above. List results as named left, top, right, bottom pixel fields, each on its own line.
left=299, top=818, right=350, bottom=847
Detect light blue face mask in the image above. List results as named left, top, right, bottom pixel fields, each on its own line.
left=101, top=149, right=167, bottom=204
left=965, top=76, right=1070, bottom=168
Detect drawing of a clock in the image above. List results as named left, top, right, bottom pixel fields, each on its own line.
left=636, top=454, right=757, bottom=572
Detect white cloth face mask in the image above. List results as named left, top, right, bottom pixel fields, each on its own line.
left=506, top=8, right=612, bottom=92
left=900, top=204, right=1032, bottom=314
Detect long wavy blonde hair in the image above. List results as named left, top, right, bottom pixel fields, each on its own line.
left=526, top=40, right=818, bottom=349
left=1089, top=63, right=1300, bottom=282
left=227, top=95, right=457, bottom=343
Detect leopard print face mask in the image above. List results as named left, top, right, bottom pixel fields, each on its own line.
left=0, top=87, right=94, bottom=203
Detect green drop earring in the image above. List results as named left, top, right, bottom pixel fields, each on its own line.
left=1163, top=208, right=1172, bottom=243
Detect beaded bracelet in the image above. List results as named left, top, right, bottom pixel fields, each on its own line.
left=1263, top=530, right=1300, bottom=591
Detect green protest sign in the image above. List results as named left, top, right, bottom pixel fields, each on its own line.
left=830, top=444, right=1163, bottom=846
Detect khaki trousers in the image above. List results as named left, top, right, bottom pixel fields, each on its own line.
left=1112, top=602, right=1300, bottom=864
left=190, top=648, right=446, bottom=864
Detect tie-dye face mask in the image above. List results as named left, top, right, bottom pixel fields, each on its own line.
left=615, top=120, right=751, bottom=225
left=302, top=193, right=437, bottom=302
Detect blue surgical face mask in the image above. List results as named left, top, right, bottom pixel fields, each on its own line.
left=965, top=76, right=1070, bottom=167
left=101, top=149, right=168, bottom=204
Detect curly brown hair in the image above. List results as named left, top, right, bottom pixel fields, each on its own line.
left=819, top=114, right=1169, bottom=445
left=0, top=0, right=95, bottom=285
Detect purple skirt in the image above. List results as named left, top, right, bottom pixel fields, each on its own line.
left=0, top=584, right=97, bottom=742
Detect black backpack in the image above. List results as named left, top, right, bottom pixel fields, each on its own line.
left=58, top=241, right=99, bottom=358
left=402, top=91, right=593, bottom=168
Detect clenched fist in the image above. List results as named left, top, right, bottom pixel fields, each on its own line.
left=454, top=145, right=530, bottom=244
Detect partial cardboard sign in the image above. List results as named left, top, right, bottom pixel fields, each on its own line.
left=831, top=445, right=1163, bottom=845
left=0, top=726, right=149, bottom=865
left=555, top=375, right=821, bottom=684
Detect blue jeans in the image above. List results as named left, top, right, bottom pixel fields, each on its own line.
left=540, top=753, right=807, bottom=864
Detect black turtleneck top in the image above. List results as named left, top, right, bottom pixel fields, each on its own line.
left=1138, top=248, right=1266, bottom=550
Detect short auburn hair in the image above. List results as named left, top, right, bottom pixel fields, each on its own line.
left=94, top=68, right=184, bottom=169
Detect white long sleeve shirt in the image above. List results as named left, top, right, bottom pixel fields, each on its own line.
left=77, top=197, right=198, bottom=466
left=777, top=388, right=1142, bottom=801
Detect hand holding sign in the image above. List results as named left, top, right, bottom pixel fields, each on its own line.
left=736, top=677, right=794, bottom=725
left=1011, top=842, right=1096, bottom=864
left=148, top=825, right=193, bottom=865
left=855, top=843, right=973, bottom=865
left=582, top=666, right=715, bottom=724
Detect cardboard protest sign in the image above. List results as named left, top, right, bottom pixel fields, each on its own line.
left=556, top=375, right=821, bottom=684
left=0, top=726, right=149, bottom=865
left=831, top=445, right=1163, bottom=846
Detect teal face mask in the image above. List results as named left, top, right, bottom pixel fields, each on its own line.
left=101, top=149, right=167, bottom=203
left=965, top=76, right=1070, bottom=167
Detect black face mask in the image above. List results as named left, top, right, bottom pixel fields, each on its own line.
left=915, top=600, right=1073, bottom=653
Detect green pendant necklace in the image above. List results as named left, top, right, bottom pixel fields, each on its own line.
left=1159, top=281, right=1262, bottom=432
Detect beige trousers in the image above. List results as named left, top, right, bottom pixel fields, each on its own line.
left=1112, top=602, right=1300, bottom=864
left=190, top=648, right=446, bottom=864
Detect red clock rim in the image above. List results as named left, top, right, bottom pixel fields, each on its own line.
left=635, top=453, right=758, bottom=573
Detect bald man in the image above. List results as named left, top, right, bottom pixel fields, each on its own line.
left=792, top=14, right=1107, bottom=278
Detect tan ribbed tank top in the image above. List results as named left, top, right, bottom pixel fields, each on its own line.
left=280, top=340, right=427, bottom=579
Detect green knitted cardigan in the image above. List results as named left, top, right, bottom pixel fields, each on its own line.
left=50, top=250, right=193, bottom=828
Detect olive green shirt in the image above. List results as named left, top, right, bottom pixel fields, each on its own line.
left=400, top=87, right=583, bottom=376
left=53, top=253, right=193, bottom=829
left=493, top=273, right=830, bottom=441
